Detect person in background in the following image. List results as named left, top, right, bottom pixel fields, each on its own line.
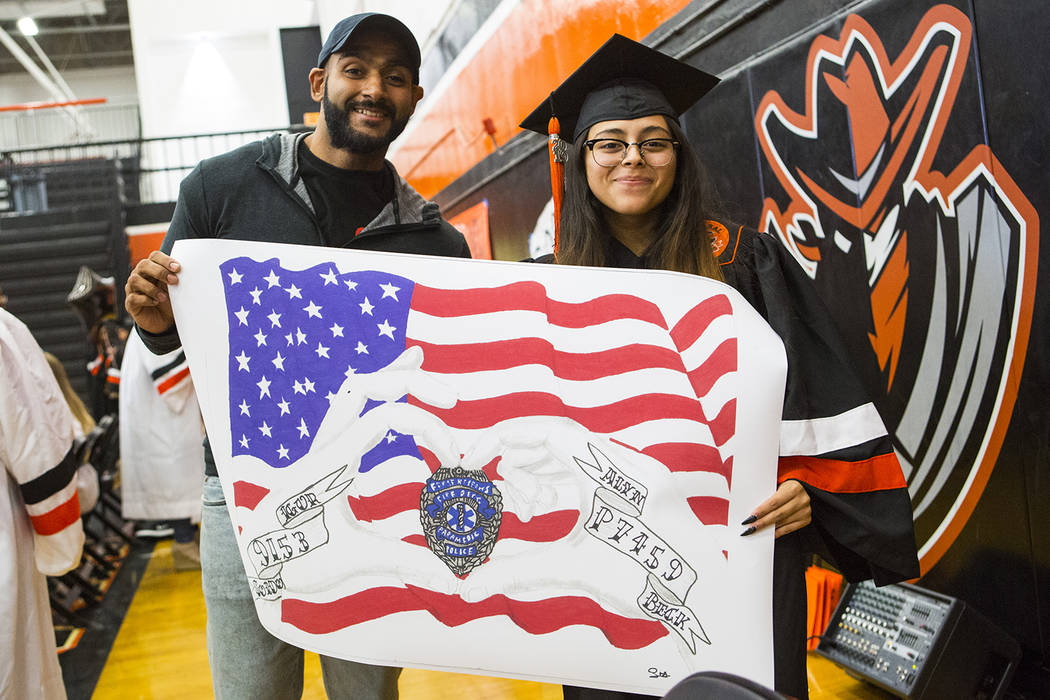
left=1, top=307, right=85, bottom=699
left=122, top=12, right=470, bottom=700
left=43, top=351, right=100, bottom=516
left=67, top=266, right=128, bottom=420
left=119, top=328, right=205, bottom=570
left=519, top=34, right=919, bottom=699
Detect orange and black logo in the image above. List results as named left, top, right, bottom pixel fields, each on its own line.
left=754, top=5, right=1039, bottom=572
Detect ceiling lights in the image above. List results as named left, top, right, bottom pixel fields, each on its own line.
left=16, top=16, right=38, bottom=36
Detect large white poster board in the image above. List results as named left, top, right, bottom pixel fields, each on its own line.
left=169, top=239, right=785, bottom=694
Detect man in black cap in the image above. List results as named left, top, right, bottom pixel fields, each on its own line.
left=124, top=13, right=469, bottom=699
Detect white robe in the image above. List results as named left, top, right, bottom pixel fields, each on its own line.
left=0, top=308, right=83, bottom=700
left=119, top=329, right=205, bottom=521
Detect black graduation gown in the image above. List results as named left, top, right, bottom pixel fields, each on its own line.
left=548, top=221, right=919, bottom=700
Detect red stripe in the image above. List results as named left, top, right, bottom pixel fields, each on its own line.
left=412, top=282, right=668, bottom=329
left=409, top=338, right=687, bottom=379
left=708, top=398, right=736, bottom=447
left=30, top=493, right=80, bottom=536
left=778, top=451, right=907, bottom=493
left=402, top=534, right=427, bottom=547
left=233, top=480, right=270, bottom=510
left=347, top=483, right=422, bottom=522
left=640, top=443, right=733, bottom=482
left=669, top=294, right=733, bottom=349
left=686, top=496, right=730, bottom=526
left=350, top=477, right=579, bottom=542
left=157, top=366, right=190, bottom=395
left=684, top=338, right=737, bottom=397
left=410, top=392, right=706, bottom=432
left=106, top=375, right=120, bottom=385
left=282, top=584, right=668, bottom=649
left=499, top=509, right=578, bottom=541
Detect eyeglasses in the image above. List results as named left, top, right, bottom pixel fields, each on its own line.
left=584, top=138, right=679, bottom=167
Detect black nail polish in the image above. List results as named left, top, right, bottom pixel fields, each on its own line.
left=741, top=514, right=757, bottom=526
left=740, top=526, right=756, bottom=537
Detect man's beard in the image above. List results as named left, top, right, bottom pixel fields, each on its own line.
left=322, top=84, right=410, bottom=155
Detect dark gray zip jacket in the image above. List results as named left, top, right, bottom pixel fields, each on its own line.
left=139, top=131, right=471, bottom=474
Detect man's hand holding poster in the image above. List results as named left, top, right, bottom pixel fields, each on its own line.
left=169, top=239, right=784, bottom=694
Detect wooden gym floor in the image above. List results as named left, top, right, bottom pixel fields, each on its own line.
left=74, top=540, right=890, bottom=699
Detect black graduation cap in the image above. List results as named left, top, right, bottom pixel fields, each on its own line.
left=519, top=33, right=720, bottom=143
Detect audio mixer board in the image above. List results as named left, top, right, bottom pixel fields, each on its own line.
left=816, top=580, right=1019, bottom=699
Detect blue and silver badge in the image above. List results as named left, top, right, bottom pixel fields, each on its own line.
left=420, top=467, right=503, bottom=576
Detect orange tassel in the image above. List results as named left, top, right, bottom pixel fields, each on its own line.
left=547, top=115, right=566, bottom=258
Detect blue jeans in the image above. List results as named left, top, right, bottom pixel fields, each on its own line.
left=200, top=475, right=401, bottom=699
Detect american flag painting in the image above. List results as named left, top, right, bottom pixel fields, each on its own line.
left=171, top=239, right=781, bottom=694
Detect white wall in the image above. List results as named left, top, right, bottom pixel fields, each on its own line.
left=126, top=0, right=456, bottom=139
left=127, top=0, right=320, bottom=138
left=0, top=66, right=141, bottom=149
left=0, top=65, right=138, bottom=106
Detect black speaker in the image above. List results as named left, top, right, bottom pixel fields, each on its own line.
left=816, top=580, right=1020, bottom=699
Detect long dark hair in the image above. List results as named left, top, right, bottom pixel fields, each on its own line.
left=557, top=118, right=723, bottom=280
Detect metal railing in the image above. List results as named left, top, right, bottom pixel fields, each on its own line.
left=1, top=126, right=311, bottom=213
left=0, top=102, right=141, bottom=152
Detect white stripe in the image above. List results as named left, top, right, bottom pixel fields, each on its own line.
left=408, top=309, right=674, bottom=351
left=695, top=371, right=737, bottom=417
left=779, top=403, right=887, bottom=456
left=609, top=419, right=716, bottom=452
left=23, top=480, right=78, bottom=517
left=432, top=365, right=702, bottom=406
left=676, top=314, right=736, bottom=369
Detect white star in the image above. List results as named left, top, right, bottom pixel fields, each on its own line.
left=344, top=365, right=357, bottom=378
left=235, top=350, right=251, bottom=372
left=257, top=376, right=271, bottom=398
left=344, top=279, right=358, bottom=292
left=377, top=319, right=396, bottom=339
left=285, top=333, right=294, bottom=346
left=359, top=297, right=374, bottom=315
left=267, top=310, right=282, bottom=328
left=315, top=343, right=330, bottom=358
left=379, top=282, right=400, bottom=300
left=234, top=306, right=250, bottom=326
left=285, top=284, right=302, bottom=300
left=264, top=270, right=280, bottom=288
left=253, top=329, right=267, bottom=347
left=302, top=377, right=315, bottom=393
left=355, top=341, right=368, bottom=355
left=277, top=398, right=290, bottom=416
left=297, top=418, right=310, bottom=438
left=277, top=445, right=289, bottom=460
left=259, top=421, right=272, bottom=438
left=249, top=287, right=263, bottom=305
left=272, top=352, right=286, bottom=370
left=228, top=268, right=243, bottom=285
left=239, top=434, right=249, bottom=449
left=330, top=323, right=344, bottom=337
left=238, top=400, right=250, bottom=416
left=320, top=269, right=338, bottom=285
left=385, top=431, right=397, bottom=444
left=292, top=379, right=305, bottom=395
left=326, top=391, right=338, bottom=403
left=296, top=327, right=307, bottom=345
left=303, top=301, right=323, bottom=319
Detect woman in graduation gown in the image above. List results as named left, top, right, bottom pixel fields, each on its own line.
left=519, top=34, right=920, bottom=700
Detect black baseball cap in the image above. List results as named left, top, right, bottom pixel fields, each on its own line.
left=317, top=13, right=421, bottom=83
left=519, top=34, right=719, bottom=142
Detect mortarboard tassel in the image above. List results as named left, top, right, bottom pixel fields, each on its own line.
left=547, top=113, right=567, bottom=258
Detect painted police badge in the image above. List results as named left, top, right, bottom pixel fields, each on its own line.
left=420, top=467, right=503, bottom=576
